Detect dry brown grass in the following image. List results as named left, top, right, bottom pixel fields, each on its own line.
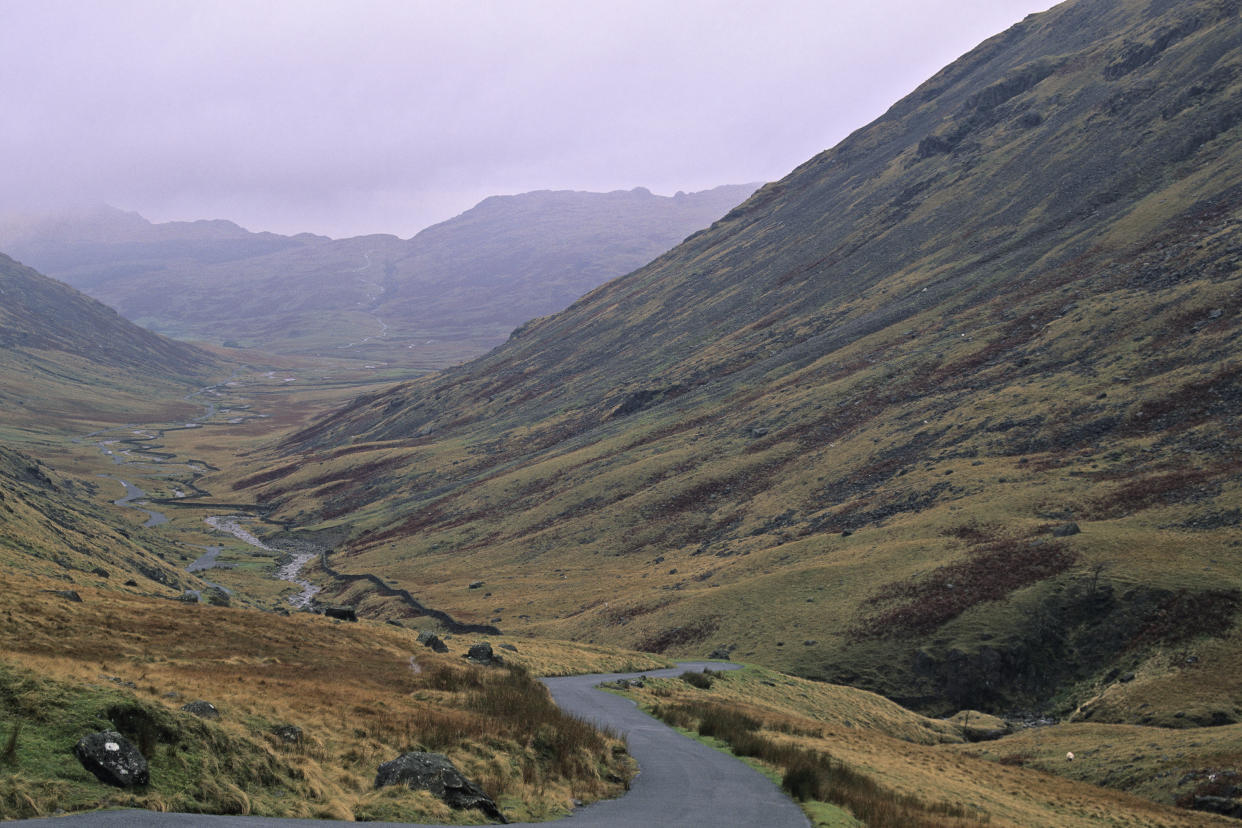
left=0, top=570, right=637, bottom=821
left=624, top=666, right=1233, bottom=827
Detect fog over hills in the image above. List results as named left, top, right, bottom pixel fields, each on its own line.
left=1, top=185, right=758, bottom=365
left=239, top=0, right=1242, bottom=719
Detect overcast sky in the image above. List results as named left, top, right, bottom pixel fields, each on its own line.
left=1, top=0, right=1055, bottom=239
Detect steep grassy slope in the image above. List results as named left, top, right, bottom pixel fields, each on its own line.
left=233, top=0, right=1242, bottom=716
left=3, top=186, right=757, bottom=364
left=0, top=254, right=228, bottom=590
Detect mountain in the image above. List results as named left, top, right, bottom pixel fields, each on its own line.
left=234, top=0, right=1242, bottom=718
left=2, top=186, right=759, bottom=365
left=0, top=252, right=218, bottom=434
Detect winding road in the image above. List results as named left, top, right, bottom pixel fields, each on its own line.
left=14, top=664, right=809, bottom=828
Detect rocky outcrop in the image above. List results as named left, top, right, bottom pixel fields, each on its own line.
left=181, top=700, right=220, bottom=720
left=73, top=731, right=148, bottom=788
left=375, top=751, right=506, bottom=823
left=464, top=642, right=503, bottom=666
left=324, top=606, right=357, bottom=621
left=418, top=630, right=449, bottom=653
left=272, top=724, right=302, bottom=745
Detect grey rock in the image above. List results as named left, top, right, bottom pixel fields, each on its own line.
left=73, top=731, right=148, bottom=788
left=464, top=642, right=502, bottom=666
left=498, top=643, right=518, bottom=652
left=181, top=700, right=219, bottom=720
left=468, top=580, right=484, bottom=589
left=1051, top=521, right=1081, bottom=537
left=272, top=724, right=302, bottom=745
left=419, top=631, right=449, bottom=653
left=48, top=589, right=83, bottom=603
left=375, top=751, right=506, bottom=823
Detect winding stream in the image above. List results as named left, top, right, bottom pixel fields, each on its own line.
left=88, top=372, right=320, bottom=607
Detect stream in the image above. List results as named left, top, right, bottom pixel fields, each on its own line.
left=87, top=372, right=319, bottom=607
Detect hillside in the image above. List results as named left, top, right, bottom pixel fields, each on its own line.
left=0, top=253, right=218, bottom=436
left=234, top=0, right=1242, bottom=719
left=2, top=186, right=758, bottom=365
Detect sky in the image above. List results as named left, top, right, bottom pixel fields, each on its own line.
left=1, top=0, right=1056, bottom=239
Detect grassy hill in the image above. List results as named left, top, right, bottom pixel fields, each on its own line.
left=230, top=0, right=1242, bottom=719
left=2, top=186, right=758, bottom=365
left=0, top=252, right=218, bottom=439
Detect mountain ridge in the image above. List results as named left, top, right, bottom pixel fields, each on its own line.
left=1, top=185, right=759, bottom=363
left=233, top=0, right=1242, bottom=716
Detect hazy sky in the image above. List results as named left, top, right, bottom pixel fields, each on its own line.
left=2, top=0, right=1055, bottom=238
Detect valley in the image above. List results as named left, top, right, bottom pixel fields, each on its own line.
left=3, top=0, right=1242, bottom=824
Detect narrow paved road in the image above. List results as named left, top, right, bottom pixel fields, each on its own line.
left=15, top=664, right=809, bottom=828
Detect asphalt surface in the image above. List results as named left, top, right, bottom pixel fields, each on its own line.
left=13, top=663, right=810, bottom=828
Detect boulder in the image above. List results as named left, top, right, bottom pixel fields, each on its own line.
left=468, top=580, right=485, bottom=589
left=272, top=724, right=302, bottom=745
left=181, top=700, right=220, bottom=720
left=375, top=751, right=506, bottom=823
left=325, top=606, right=357, bottom=622
left=464, top=642, right=502, bottom=666
left=1051, top=521, right=1081, bottom=537
left=48, top=589, right=83, bottom=603
left=73, top=731, right=148, bottom=788
left=418, top=631, right=449, bottom=653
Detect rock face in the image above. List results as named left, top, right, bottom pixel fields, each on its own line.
left=73, top=731, right=148, bottom=788
left=418, top=630, right=449, bottom=653
left=374, top=751, right=506, bottom=823
left=464, top=642, right=503, bottom=666
left=324, top=606, right=357, bottom=621
left=1051, top=521, right=1082, bottom=537
left=181, top=700, right=220, bottom=719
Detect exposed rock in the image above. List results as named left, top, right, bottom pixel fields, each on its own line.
left=468, top=580, right=484, bottom=589
left=418, top=631, right=449, bottom=653
left=1052, top=521, right=1082, bottom=537
left=73, top=731, right=148, bottom=788
left=46, top=589, right=82, bottom=603
left=176, top=591, right=198, bottom=602
left=181, top=700, right=220, bottom=720
left=464, top=642, right=503, bottom=666
left=324, top=606, right=357, bottom=622
left=272, top=724, right=302, bottom=745
left=709, top=646, right=733, bottom=660
left=498, top=643, right=518, bottom=652
left=375, top=751, right=506, bottom=823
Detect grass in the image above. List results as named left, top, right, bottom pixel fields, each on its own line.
left=0, top=570, right=643, bottom=821
left=623, top=665, right=1231, bottom=827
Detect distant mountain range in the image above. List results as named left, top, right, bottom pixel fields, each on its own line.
left=1, top=185, right=758, bottom=365
left=237, top=0, right=1242, bottom=718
